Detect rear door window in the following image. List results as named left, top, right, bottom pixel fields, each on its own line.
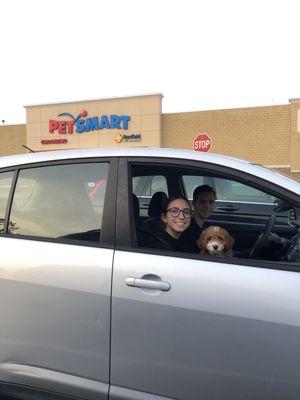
left=0, top=171, right=14, bottom=233
left=133, top=175, right=168, bottom=217
left=133, top=175, right=168, bottom=197
left=214, top=178, right=276, bottom=203
left=8, top=163, right=109, bottom=242
left=182, top=175, right=277, bottom=215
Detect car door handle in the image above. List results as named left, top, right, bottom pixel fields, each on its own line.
left=125, top=277, right=171, bottom=291
left=217, top=205, right=239, bottom=212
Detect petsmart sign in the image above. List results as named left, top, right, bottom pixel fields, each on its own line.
left=49, top=110, right=131, bottom=134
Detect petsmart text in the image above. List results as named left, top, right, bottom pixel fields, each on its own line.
left=49, top=115, right=131, bottom=134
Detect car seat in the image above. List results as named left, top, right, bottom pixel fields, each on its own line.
left=142, top=191, right=168, bottom=233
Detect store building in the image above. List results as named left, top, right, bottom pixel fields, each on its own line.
left=0, top=93, right=300, bottom=181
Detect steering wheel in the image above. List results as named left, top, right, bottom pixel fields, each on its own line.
left=249, top=214, right=276, bottom=259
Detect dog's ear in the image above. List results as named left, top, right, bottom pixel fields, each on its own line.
left=224, top=231, right=234, bottom=256
left=197, top=232, right=207, bottom=255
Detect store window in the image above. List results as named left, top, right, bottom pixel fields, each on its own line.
left=8, top=163, right=108, bottom=242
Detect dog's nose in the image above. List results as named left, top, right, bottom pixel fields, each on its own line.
left=213, top=244, right=218, bottom=250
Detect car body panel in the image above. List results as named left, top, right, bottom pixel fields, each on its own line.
left=0, top=363, right=108, bottom=400
left=0, top=237, right=112, bottom=399
left=111, top=250, right=300, bottom=400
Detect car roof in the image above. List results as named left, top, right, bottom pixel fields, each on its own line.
left=1, top=147, right=300, bottom=195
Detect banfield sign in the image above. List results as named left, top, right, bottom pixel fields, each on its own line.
left=49, top=110, right=130, bottom=134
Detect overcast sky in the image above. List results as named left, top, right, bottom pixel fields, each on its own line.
left=1, top=0, right=299, bottom=124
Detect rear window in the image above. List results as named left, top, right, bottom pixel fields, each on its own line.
left=182, top=175, right=276, bottom=204
left=133, top=175, right=168, bottom=197
left=0, top=171, right=14, bottom=233
left=8, top=163, right=109, bottom=242
left=214, top=178, right=276, bottom=203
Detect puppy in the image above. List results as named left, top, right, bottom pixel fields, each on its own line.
left=197, top=226, right=234, bottom=257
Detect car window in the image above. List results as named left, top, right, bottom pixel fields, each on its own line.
left=214, top=178, right=276, bottom=203
left=182, top=175, right=276, bottom=204
left=181, top=176, right=205, bottom=200
left=8, top=163, right=108, bottom=242
left=0, top=171, right=14, bottom=233
left=132, top=175, right=168, bottom=218
left=130, top=164, right=300, bottom=266
left=133, top=175, right=168, bottom=197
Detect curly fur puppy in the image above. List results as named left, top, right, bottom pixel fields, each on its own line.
left=197, top=226, right=234, bottom=257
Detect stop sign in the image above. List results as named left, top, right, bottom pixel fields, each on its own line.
left=193, top=133, right=212, bottom=152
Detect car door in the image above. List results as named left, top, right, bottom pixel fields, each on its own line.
left=0, top=158, right=118, bottom=400
left=110, top=157, right=300, bottom=400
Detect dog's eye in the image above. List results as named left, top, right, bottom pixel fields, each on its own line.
left=207, top=236, right=212, bottom=241
left=217, top=236, right=224, bottom=241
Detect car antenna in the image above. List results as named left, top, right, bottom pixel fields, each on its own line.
left=22, top=145, right=35, bottom=153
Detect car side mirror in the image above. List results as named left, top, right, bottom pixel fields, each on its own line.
left=274, top=199, right=296, bottom=221
left=274, top=200, right=292, bottom=213
left=273, top=200, right=296, bottom=225
left=288, top=208, right=297, bottom=224
left=290, top=219, right=300, bottom=229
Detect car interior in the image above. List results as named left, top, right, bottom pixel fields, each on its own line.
left=131, top=163, right=300, bottom=264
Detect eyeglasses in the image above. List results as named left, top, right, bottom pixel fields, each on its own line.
left=166, top=207, right=192, bottom=219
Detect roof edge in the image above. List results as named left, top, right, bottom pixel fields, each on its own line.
left=24, top=93, right=164, bottom=108
left=289, top=98, right=300, bottom=103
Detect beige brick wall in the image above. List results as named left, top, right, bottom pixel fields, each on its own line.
left=290, top=100, right=300, bottom=173
left=0, top=124, right=26, bottom=156
left=162, top=105, right=291, bottom=166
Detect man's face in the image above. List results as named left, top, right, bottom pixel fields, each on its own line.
left=193, top=192, right=215, bottom=220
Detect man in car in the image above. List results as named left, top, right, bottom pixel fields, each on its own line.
left=181, top=184, right=216, bottom=252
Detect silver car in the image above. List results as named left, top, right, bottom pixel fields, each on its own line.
left=0, top=148, right=300, bottom=400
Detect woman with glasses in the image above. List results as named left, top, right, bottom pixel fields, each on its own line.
left=145, top=195, right=193, bottom=252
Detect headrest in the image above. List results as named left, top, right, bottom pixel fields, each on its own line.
left=148, top=192, right=168, bottom=217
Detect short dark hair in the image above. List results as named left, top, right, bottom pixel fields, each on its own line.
left=193, top=185, right=216, bottom=203
left=161, top=194, right=191, bottom=214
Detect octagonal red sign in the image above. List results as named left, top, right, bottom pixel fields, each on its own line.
left=193, top=133, right=212, bottom=152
